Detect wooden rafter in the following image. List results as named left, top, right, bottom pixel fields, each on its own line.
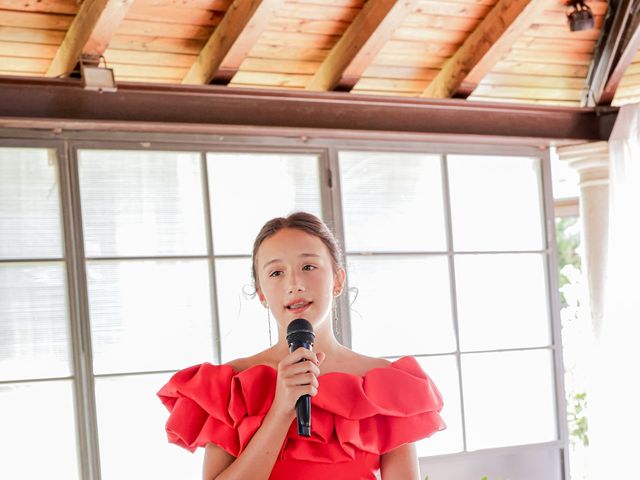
left=182, top=0, right=282, bottom=85
left=46, top=0, right=132, bottom=77
left=306, top=0, right=419, bottom=92
left=420, top=0, right=549, bottom=99
left=584, top=0, right=640, bottom=105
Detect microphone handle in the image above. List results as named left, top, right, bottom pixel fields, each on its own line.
left=290, top=340, right=313, bottom=437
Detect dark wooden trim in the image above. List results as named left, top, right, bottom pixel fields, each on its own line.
left=583, top=0, right=640, bottom=106
left=0, top=76, right=617, bottom=141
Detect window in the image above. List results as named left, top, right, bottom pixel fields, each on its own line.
left=0, top=136, right=566, bottom=480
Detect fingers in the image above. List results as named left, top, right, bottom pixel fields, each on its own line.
left=285, top=347, right=321, bottom=365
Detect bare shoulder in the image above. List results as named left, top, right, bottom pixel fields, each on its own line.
left=335, top=348, right=391, bottom=376
left=223, top=350, right=276, bottom=373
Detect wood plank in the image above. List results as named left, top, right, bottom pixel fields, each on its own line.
left=116, top=76, right=181, bottom=84
left=118, top=19, right=213, bottom=39
left=619, top=72, right=640, bottom=87
left=508, top=48, right=593, bottom=65
left=393, top=26, right=469, bottom=43
left=111, top=63, right=187, bottom=78
left=492, top=60, right=589, bottom=77
left=240, top=57, right=320, bottom=74
left=0, top=57, right=49, bottom=72
left=600, top=16, right=640, bottom=104
left=230, top=70, right=311, bottom=88
left=421, top=0, right=551, bottom=98
left=403, top=12, right=481, bottom=31
left=277, top=3, right=360, bottom=22
left=136, top=0, right=232, bottom=10
left=0, top=0, right=79, bottom=14
left=472, top=84, right=582, bottom=101
left=481, top=72, right=586, bottom=89
left=126, top=3, right=225, bottom=26
left=351, top=89, right=418, bottom=97
left=105, top=48, right=196, bottom=67
left=513, top=37, right=596, bottom=54
left=260, top=30, right=339, bottom=48
left=414, top=1, right=492, bottom=18
left=182, top=0, right=283, bottom=85
left=0, top=10, right=72, bottom=30
left=269, top=17, right=349, bottom=35
left=525, top=23, right=601, bottom=40
left=354, top=77, right=430, bottom=92
left=250, top=44, right=330, bottom=62
left=307, top=0, right=420, bottom=92
left=0, top=26, right=65, bottom=45
left=46, top=0, right=133, bottom=77
left=0, top=41, right=58, bottom=58
left=384, top=40, right=459, bottom=56
left=362, top=64, right=439, bottom=80
left=373, top=51, right=448, bottom=68
left=108, top=34, right=206, bottom=54
left=470, top=95, right=580, bottom=106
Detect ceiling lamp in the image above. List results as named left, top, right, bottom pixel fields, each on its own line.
left=567, top=0, right=595, bottom=31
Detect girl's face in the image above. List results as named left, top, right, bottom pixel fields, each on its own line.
left=256, top=228, right=345, bottom=332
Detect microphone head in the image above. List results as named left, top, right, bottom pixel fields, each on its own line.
left=286, top=318, right=314, bottom=348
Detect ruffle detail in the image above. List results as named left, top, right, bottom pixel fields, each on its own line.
left=157, top=356, right=445, bottom=461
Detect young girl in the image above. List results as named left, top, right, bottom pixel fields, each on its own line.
left=157, top=212, right=445, bottom=480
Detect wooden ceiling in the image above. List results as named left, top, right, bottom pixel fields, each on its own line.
left=0, top=0, right=639, bottom=107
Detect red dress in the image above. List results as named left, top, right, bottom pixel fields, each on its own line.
left=157, top=356, right=445, bottom=480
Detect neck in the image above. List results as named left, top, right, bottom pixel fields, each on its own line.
left=272, top=319, right=345, bottom=359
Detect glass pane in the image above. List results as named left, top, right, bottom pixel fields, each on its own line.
left=448, top=155, right=545, bottom=251
left=0, top=148, right=63, bottom=259
left=455, top=253, right=551, bottom=351
left=87, top=259, right=215, bottom=374
left=0, top=380, right=79, bottom=479
left=0, top=262, right=71, bottom=381
left=347, top=255, right=455, bottom=357
left=207, top=152, right=322, bottom=255
left=413, top=355, right=464, bottom=457
left=215, top=258, right=275, bottom=363
left=78, top=150, right=207, bottom=257
left=95, top=373, right=203, bottom=480
left=462, top=350, right=557, bottom=450
left=339, top=151, right=447, bottom=252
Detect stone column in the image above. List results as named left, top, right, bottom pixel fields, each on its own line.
left=556, top=141, right=609, bottom=339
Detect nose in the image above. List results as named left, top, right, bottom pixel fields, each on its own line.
left=287, top=271, right=306, bottom=294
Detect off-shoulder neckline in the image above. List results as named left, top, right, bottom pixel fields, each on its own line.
left=227, top=356, right=410, bottom=380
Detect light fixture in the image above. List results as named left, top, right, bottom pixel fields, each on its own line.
left=567, top=0, right=595, bottom=31
left=81, top=56, right=117, bottom=93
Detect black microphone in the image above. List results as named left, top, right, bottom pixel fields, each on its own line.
left=286, top=318, right=315, bottom=437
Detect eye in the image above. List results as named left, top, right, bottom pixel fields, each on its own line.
left=302, top=264, right=317, bottom=271
left=269, top=270, right=283, bottom=277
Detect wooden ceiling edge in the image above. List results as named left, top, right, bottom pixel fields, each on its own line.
left=421, top=0, right=549, bottom=99
left=0, top=77, right=617, bottom=142
left=46, top=0, right=132, bottom=78
left=600, top=5, right=640, bottom=104
left=307, top=0, right=420, bottom=92
left=182, top=0, right=283, bottom=86
left=584, top=0, right=638, bottom=106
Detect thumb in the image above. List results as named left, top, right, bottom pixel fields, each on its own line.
left=316, top=351, right=326, bottom=365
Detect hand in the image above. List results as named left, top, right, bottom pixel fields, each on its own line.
left=269, top=347, right=326, bottom=422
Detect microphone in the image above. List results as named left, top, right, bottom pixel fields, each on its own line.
left=286, top=318, right=315, bottom=437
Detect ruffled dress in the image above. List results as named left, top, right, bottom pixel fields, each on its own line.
left=157, top=356, right=445, bottom=480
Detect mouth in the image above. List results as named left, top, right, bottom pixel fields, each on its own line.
left=286, top=300, right=313, bottom=314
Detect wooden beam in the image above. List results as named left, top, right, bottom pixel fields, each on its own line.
left=46, top=0, right=132, bottom=77
left=0, top=76, right=619, bottom=142
left=586, top=0, right=640, bottom=105
left=182, top=0, right=282, bottom=85
left=306, top=0, right=419, bottom=92
left=420, top=0, right=549, bottom=99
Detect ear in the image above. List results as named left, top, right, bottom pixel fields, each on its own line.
left=333, top=267, right=346, bottom=296
left=257, top=289, right=266, bottom=304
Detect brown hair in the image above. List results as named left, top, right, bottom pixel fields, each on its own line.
left=251, top=211, right=344, bottom=291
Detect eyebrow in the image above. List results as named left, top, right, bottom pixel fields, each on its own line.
left=262, top=253, right=321, bottom=270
